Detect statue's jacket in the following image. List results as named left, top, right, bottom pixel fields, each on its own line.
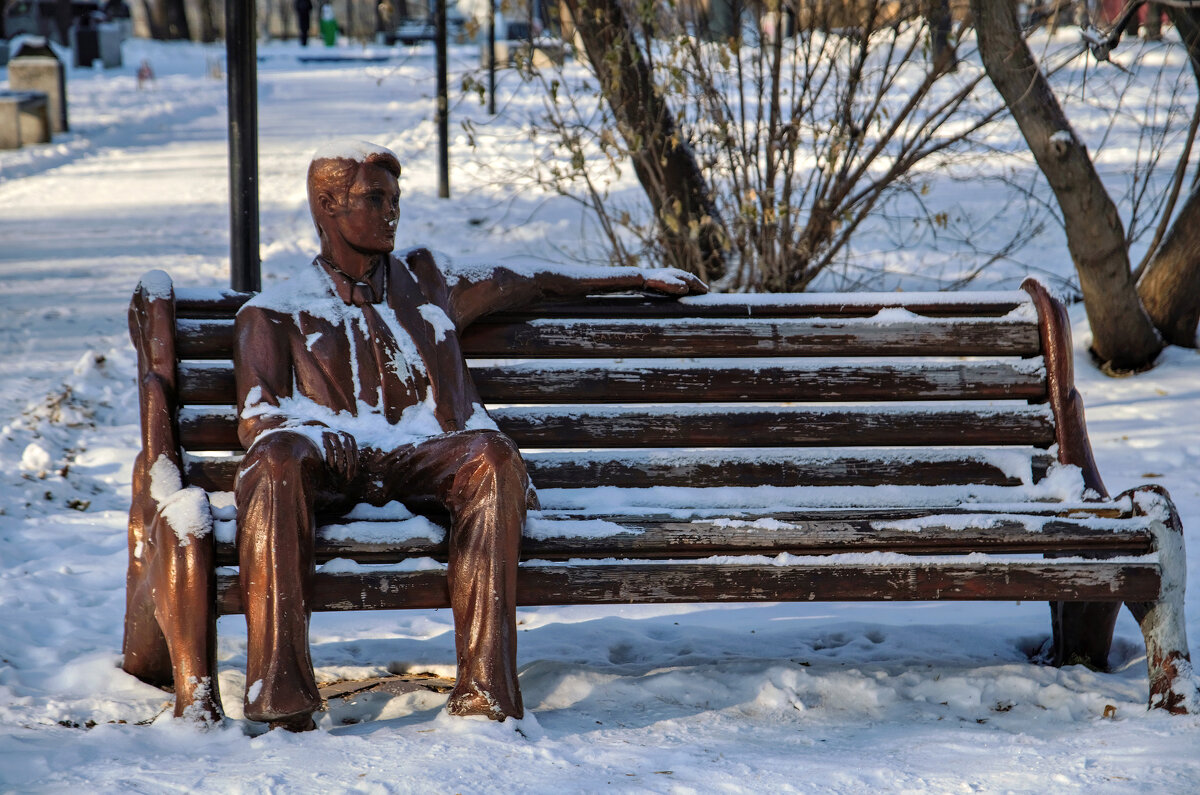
left=234, top=248, right=498, bottom=454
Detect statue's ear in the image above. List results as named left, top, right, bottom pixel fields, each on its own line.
left=316, top=191, right=338, bottom=217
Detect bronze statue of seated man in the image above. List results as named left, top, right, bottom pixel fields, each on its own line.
left=230, top=141, right=706, bottom=730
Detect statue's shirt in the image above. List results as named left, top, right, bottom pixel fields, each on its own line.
left=233, top=249, right=495, bottom=452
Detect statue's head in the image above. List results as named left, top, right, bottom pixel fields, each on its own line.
left=308, top=141, right=403, bottom=258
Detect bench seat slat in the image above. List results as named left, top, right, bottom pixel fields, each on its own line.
left=523, top=450, right=1050, bottom=488
left=178, top=405, right=1057, bottom=451
left=185, top=448, right=1052, bottom=492
left=214, top=562, right=1161, bottom=614
left=211, top=513, right=1153, bottom=565
left=175, top=316, right=1041, bottom=359
left=176, top=360, right=1047, bottom=405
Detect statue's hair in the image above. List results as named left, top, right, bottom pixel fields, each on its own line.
left=307, top=149, right=402, bottom=230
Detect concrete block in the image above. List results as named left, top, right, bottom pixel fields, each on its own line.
left=0, top=98, right=20, bottom=150
left=0, top=91, right=50, bottom=149
left=19, top=95, right=51, bottom=144
left=98, top=24, right=123, bottom=69
left=480, top=40, right=566, bottom=70
left=8, top=56, right=67, bottom=133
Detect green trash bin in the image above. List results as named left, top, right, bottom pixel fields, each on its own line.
left=320, top=3, right=337, bottom=47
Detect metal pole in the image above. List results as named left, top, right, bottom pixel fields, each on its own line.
left=436, top=0, right=449, bottom=198
left=487, top=0, right=496, bottom=115
left=227, top=0, right=261, bottom=292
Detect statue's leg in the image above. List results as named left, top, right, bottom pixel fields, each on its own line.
left=121, top=450, right=172, bottom=687
left=235, top=431, right=326, bottom=729
left=376, top=430, right=527, bottom=721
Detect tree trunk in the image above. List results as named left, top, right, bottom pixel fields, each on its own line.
left=143, top=0, right=192, bottom=40
left=563, top=0, right=728, bottom=281
left=55, top=0, right=72, bottom=44
left=195, top=0, right=221, bottom=43
left=927, top=0, right=955, bottom=68
left=1143, top=3, right=1163, bottom=40
left=1135, top=6, right=1200, bottom=347
left=970, top=0, right=1162, bottom=372
left=1166, top=6, right=1200, bottom=84
left=1138, top=184, right=1200, bottom=347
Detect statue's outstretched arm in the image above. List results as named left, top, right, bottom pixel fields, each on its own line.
left=441, top=258, right=708, bottom=328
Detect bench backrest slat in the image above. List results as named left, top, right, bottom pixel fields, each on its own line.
left=173, top=290, right=1031, bottom=319
left=184, top=449, right=1052, bottom=492
left=177, top=360, right=1046, bottom=405
left=179, top=405, right=1056, bottom=451
left=175, top=316, right=1041, bottom=358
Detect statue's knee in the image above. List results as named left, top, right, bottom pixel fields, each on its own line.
left=450, top=432, right=529, bottom=507
left=464, top=431, right=524, bottom=474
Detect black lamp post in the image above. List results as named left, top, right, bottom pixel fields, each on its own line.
left=436, top=0, right=450, bottom=198
left=226, top=0, right=260, bottom=292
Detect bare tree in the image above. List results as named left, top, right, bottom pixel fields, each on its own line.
left=531, top=1, right=1016, bottom=291
left=971, top=0, right=1161, bottom=372
left=1136, top=6, right=1200, bottom=347
left=972, top=0, right=1200, bottom=371
left=562, top=0, right=729, bottom=281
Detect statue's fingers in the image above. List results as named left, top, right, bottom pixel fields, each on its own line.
left=648, top=277, right=686, bottom=295
left=345, top=436, right=359, bottom=482
left=328, top=437, right=341, bottom=474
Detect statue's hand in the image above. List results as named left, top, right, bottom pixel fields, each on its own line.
left=641, top=267, right=709, bottom=296
left=322, top=430, right=359, bottom=483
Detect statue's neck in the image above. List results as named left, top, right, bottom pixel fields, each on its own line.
left=320, top=238, right=381, bottom=283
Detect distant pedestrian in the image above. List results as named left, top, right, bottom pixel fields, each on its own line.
left=136, top=59, right=155, bottom=90
left=296, top=0, right=314, bottom=46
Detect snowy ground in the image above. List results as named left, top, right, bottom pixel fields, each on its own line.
left=2, top=36, right=1200, bottom=793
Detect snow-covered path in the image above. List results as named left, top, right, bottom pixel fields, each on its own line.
left=2, top=38, right=1199, bottom=794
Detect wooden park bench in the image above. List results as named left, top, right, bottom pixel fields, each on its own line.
left=124, top=271, right=1196, bottom=717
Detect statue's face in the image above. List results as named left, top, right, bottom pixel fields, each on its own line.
left=331, top=162, right=400, bottom=255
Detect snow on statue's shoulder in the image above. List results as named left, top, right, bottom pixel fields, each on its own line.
left=241, top=262, right=347, bottom=325
left=401, top=246, right=467, bottom=282
left=311, top=139, right=398, bottom=163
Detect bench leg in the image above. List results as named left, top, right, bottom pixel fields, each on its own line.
left=121, top=450, right=173, bottom=687
left=1047, top=601, right=1119, bottom=670
left=122, top=455, right=223, bottom=723
left=145, top=500, right=222, bottom=724
left=1123, top=485, right=1200, bottom=714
